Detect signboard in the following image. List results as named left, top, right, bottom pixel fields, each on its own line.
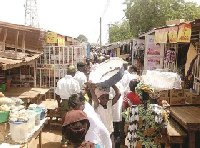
left=87, top=43, right=90, bottom=59
left=147, top=57, right=161, bottom=70
left=177, top=23, right=191, bottom=42
left=46, top=32, right=57, bottom=43
left=57, top=35, right=65, bottom=46
left=154, top=28, right=168, bottom=43
left=146, top=36, right=160, bottom=55
left=168, top=26, right=178, bottom=43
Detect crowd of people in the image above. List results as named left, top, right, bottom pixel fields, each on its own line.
left=55, top=49, right=169, bottom=148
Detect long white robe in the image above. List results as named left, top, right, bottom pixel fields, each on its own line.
left=84, top=102, right=112, bottom=148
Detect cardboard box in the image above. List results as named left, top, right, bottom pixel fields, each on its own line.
left=170, top=89, right=184, bottom=98
left=185, top=92, right=200, bottom=104
left=170, top=97, right=186, bottom=105
left=160, top=90, right=169, bottom=97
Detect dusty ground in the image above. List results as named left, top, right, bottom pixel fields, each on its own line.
left=29, top=124, right=62, bottom=148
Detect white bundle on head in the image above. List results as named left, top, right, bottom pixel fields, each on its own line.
left=55, top=75, right=80, bottom=99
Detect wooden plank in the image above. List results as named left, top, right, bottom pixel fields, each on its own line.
left=167, top=118, right=187, bottom=137
left=170, top=107, right=200, bottom=130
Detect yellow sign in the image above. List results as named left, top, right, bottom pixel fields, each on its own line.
left=46, top=32, right=57, bottom=43
left=154, top=28, right=168, bottom=43
left=168, top=26, right=178, bottom=43
left=177, top=24, right=191, bottom=42
left=57, top=35, right=65, bottom=46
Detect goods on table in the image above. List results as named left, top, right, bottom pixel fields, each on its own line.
left=0, top=97, right=15, bottom=106
left=9, top=120, right=28, bottom=143
left=26, top=110, right=36, bottom=133
left=89, top=57, right=124, bottom=88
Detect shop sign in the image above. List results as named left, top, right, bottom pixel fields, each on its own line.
left=154, top=28, right=168, bottom=43
left=46, top=32, right=57, bottom=43
left=177, top=23, right=191, bottom=42
left=57, top=35, right=65, bottom=46
left=168, top=26, right=178, bottom=43
left=146, top=57, right=160, bottom=70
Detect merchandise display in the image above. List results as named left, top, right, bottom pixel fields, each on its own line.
left=142, top=70, right=182, bottom=90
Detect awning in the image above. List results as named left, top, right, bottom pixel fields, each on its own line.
left=0, top=53, right=42, bottom=70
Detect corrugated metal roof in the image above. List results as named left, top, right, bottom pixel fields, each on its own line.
left=0, top=53, right=42, bottom=70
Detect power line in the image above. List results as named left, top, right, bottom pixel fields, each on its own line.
left=101, top=0, right=110, bottom=18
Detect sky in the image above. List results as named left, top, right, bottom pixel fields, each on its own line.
left=0, top=0, right=199, bottom=45
left=0, top=0, right=126, bottom=44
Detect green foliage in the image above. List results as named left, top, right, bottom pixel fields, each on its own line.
left=124, top=0, right=200, bottom=37
left=77, top=34, right=88, bottom=43
left=109, top=20, right=133, bottom=43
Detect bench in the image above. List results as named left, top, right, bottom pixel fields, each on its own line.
left=167, top=118, right=187, bottom=148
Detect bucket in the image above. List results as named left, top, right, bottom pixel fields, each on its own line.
left=27, top=110, right=36, bottom=133
left=0, top=111, right=9, bottom=123
left=27, top=107, right=41, bottom=126
left=9, top=121, right=28, bottom=143
left=0, top=84, right=6, bottom=92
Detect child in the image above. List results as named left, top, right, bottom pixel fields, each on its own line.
left=88, top=83, right=121, bottom=135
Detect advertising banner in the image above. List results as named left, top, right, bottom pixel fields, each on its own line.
left=147, top=57, right=161, bottom=70
left=146, top=35, right=160, bottom=55
left=168, top=26, right=178, bottom=43
left=177, top=23, right=191, bottom=42
left=57, top=35, right=65, bottom=46
left=154, top=28, right=168, bottom=43
left=46, top=32, right=57, bottom=43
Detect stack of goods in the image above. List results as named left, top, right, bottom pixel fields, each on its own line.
left=142, top=70, right=182, bottom=90
left=184, top=89, right=200, bottom=105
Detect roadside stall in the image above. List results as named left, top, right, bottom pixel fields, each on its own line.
left=0, top=21, right=49, bottom=148
left=139, top=19, right=200, bottom=148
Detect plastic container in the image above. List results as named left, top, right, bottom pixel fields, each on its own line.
left=0, top=84, right=6, bottom=92
left=40, top=108, right=46, bottom=120
left=9, top=121, right=28, bottom=143
left=27, top=107, right=42, bottom=126
left=27, top=110, right=36, bottom=133
left=0, top=111, right=9, bottom=123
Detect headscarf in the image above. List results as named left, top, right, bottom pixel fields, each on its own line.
left=62, top=110, right=90, bottom=146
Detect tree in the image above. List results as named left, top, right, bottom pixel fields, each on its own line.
left=109, top=20, right=133, bottom=43
left=124, top=0, right=200, bottom=37
left=77, top=34, right=88, bottom=43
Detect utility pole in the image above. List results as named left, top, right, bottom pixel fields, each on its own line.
left=100, top=17, right=102, bottom=49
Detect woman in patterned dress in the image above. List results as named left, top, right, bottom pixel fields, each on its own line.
left=127, top=82, right=169, bottom=148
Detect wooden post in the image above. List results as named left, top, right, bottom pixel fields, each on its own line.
left=22, top=32, right=26, bottom=53
left=15, top=31, right=19, bottom=53
left=188, top=131, right=195, bottom=148
left=34, top=61, right=37, bottom=87
left=2, top=29, right=7, bottom=52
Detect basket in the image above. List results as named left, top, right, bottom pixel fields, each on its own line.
left=0, top=111, right=9, bottom=123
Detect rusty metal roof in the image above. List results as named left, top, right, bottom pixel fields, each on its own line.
left=0, top=53, right=42, bottom=70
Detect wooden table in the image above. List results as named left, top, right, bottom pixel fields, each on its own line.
left=0, top=118, right=47, bottom=148
left=170, top=106, right=200, bottom=148
left=3, top=87, right=50, bottom=104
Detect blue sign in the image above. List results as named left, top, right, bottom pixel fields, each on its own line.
left=87, top=43, right=90, bottom=59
